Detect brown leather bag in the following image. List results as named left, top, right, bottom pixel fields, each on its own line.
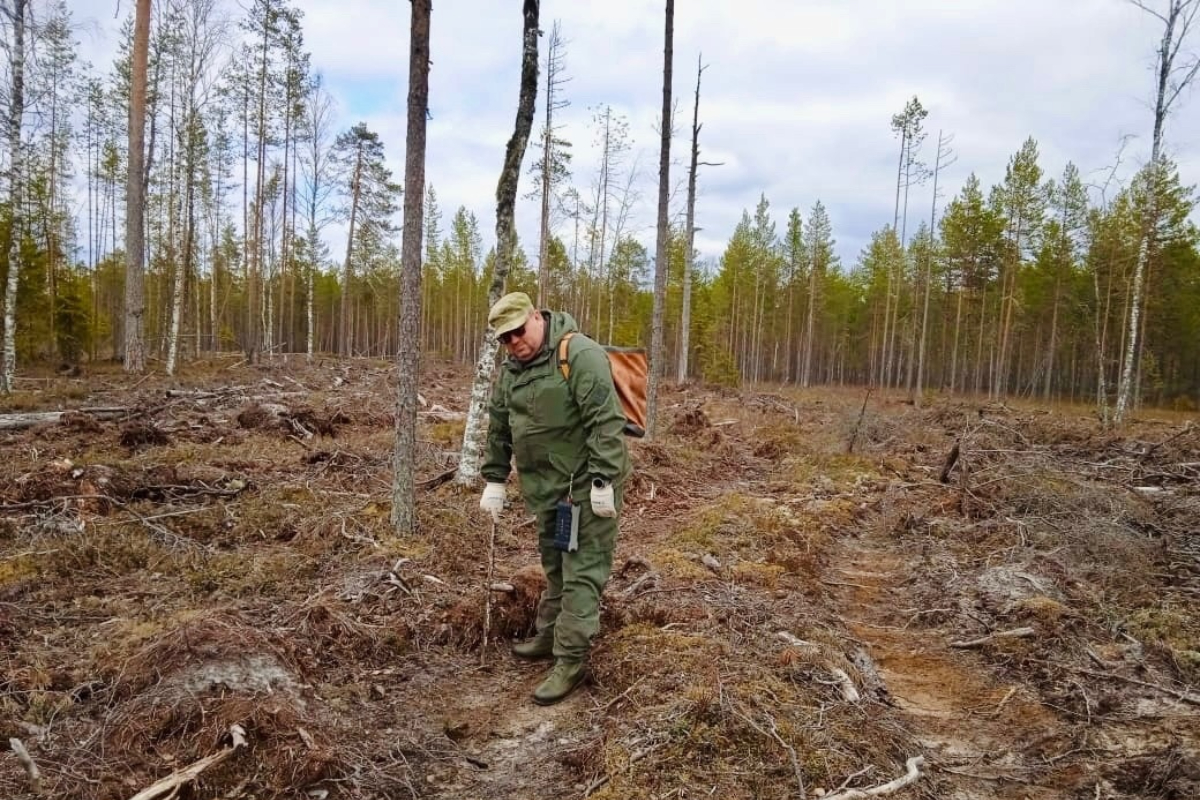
left=558, top=332, right=647, bottom=438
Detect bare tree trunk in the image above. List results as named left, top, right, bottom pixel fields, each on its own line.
left=456, top=0, right=540, bottom=487
left=678, top=54, right=704, bottom=384
left=646, top=0, right=673, bottom=439
left=1116, top=0, right=1196, bottom=421
left=1, top=0, right=26, bottom=392
left=123, top=0, right=152, bottom=374
left=210, top=164, right=219, bottom=354
left=167, top=126, right=197, bottom=376
left=307, top=222, right=316, bottom=362
left=597, top=110, right=611, bottom=337
left=392, top=0, right=431, bottom=535
left=950, top=289, right=963, bottom=394
left=916, top=130, right=949, bottom=406
left=801, top=254, right=819, bottom=387
left=881, top=129, right=906, bottom=388
left=1044, top=204, right=1069, bottom=402
left=535, top=22, right=566, bottom=307
left=340, top=147, right=363, bottom=356
left=249, top=10, right=273, bottom=365
left=242, top=85, right=250, bottom=357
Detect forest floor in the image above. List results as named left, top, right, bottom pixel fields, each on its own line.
left=1, top=356, right=1198, bottom=800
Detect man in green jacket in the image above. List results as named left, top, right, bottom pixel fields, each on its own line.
left=479, top=291, right=631, bottom=705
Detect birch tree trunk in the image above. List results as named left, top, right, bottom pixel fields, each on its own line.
left=392, top=0, right=431, bottom=535
left=1, top=0, right=26, bottom=392
left=307, top=223, right=316, bottom=362
left=646, top=0, right=673, bottom=439
left=1116, top=0, right=1197, bottom=422
left=124, top=0, right=151, bottom=374
left=455, top=0, right=540, bottom=487
left=249, top=8, right=273, bottom=365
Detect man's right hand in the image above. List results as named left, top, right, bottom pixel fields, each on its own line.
left=480, top=482, right=506, bottom=522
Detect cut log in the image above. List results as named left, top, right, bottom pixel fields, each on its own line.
left=0, top=407, right=128, bottom=431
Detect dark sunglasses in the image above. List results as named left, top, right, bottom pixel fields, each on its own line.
left=498, top=323, right=526, bottom=344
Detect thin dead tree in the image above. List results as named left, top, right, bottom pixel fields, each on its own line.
left=455, top=0, right=540, bottom=487
left=391, top=0, right=432, bottom=535
left=1115, top=0, right=1199, bottom=423
left=914, top=130, right=955, bottom=406
left=124, top=0, right=153, bottom=374
left=302, top=79, right=336, bottom=363
left=1, top=0, right=27, bottom=393
left=1088, top=138, right=1132, bottom=425
left=646, top=0, right=674, bottom=440
left=166, top=0, right=225, bottom=376
left=535, top=20, right=570, bottom=307
left=677, top=53, right=712, bottom=383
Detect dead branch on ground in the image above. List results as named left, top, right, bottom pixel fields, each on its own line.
left=127, top=724, right=247, bottom=800
left=950, top=627, right=1036, bottom=649
left=8, top=738, right=41, bottom=794
left=822, top=755, right=925, bottom=799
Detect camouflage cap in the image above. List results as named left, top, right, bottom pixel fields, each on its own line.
left=488, top=291, right=535, bottom=336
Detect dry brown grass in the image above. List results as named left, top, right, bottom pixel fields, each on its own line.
left=3, top=367, right=1198, bottom=799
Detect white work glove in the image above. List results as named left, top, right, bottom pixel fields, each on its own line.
left=590, top=479, right=617, bottom=518
left=480, top=482, right=506, bottom=522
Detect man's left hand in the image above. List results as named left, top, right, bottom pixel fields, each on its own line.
left=590, top=479, right=616, bottom=518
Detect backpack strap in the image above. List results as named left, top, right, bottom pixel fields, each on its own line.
left=557, top=332, right=577, bottom=381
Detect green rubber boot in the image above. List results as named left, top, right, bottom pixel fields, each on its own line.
left=532, top=660, right=587, bottom=705
left=511, top=632, right=555, bottom=661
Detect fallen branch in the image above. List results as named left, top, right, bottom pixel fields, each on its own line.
left=164, top=386, right=249, bottom=398
left=776, top=631, right=818, bottom=650
left=0, top=407, right=128, bottom=431
left=823, top=756, right=925, bottom=799
left=992, top=685, right=1019, bottom=717
left=418, top=467, right=457, bottom=491
left=950, top=626, right=1035, bottom=649
left=127, top=725, right=246, bottom=800
left=9, top=738, right=41, bottom=795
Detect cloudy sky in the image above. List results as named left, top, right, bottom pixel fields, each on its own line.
left=72, top=0, right=1200, bottom=270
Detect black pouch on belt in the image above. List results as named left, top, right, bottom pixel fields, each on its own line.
left=553, top=497, right=580, bottom=552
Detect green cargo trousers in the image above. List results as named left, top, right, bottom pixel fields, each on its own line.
left=533, top=491, right=621, bottom=663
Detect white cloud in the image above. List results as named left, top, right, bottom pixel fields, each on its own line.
left=64, top=0, right=1200, bottom=273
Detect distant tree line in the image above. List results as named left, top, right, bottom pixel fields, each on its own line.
left=0, top=1, right=1196, bottom=416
